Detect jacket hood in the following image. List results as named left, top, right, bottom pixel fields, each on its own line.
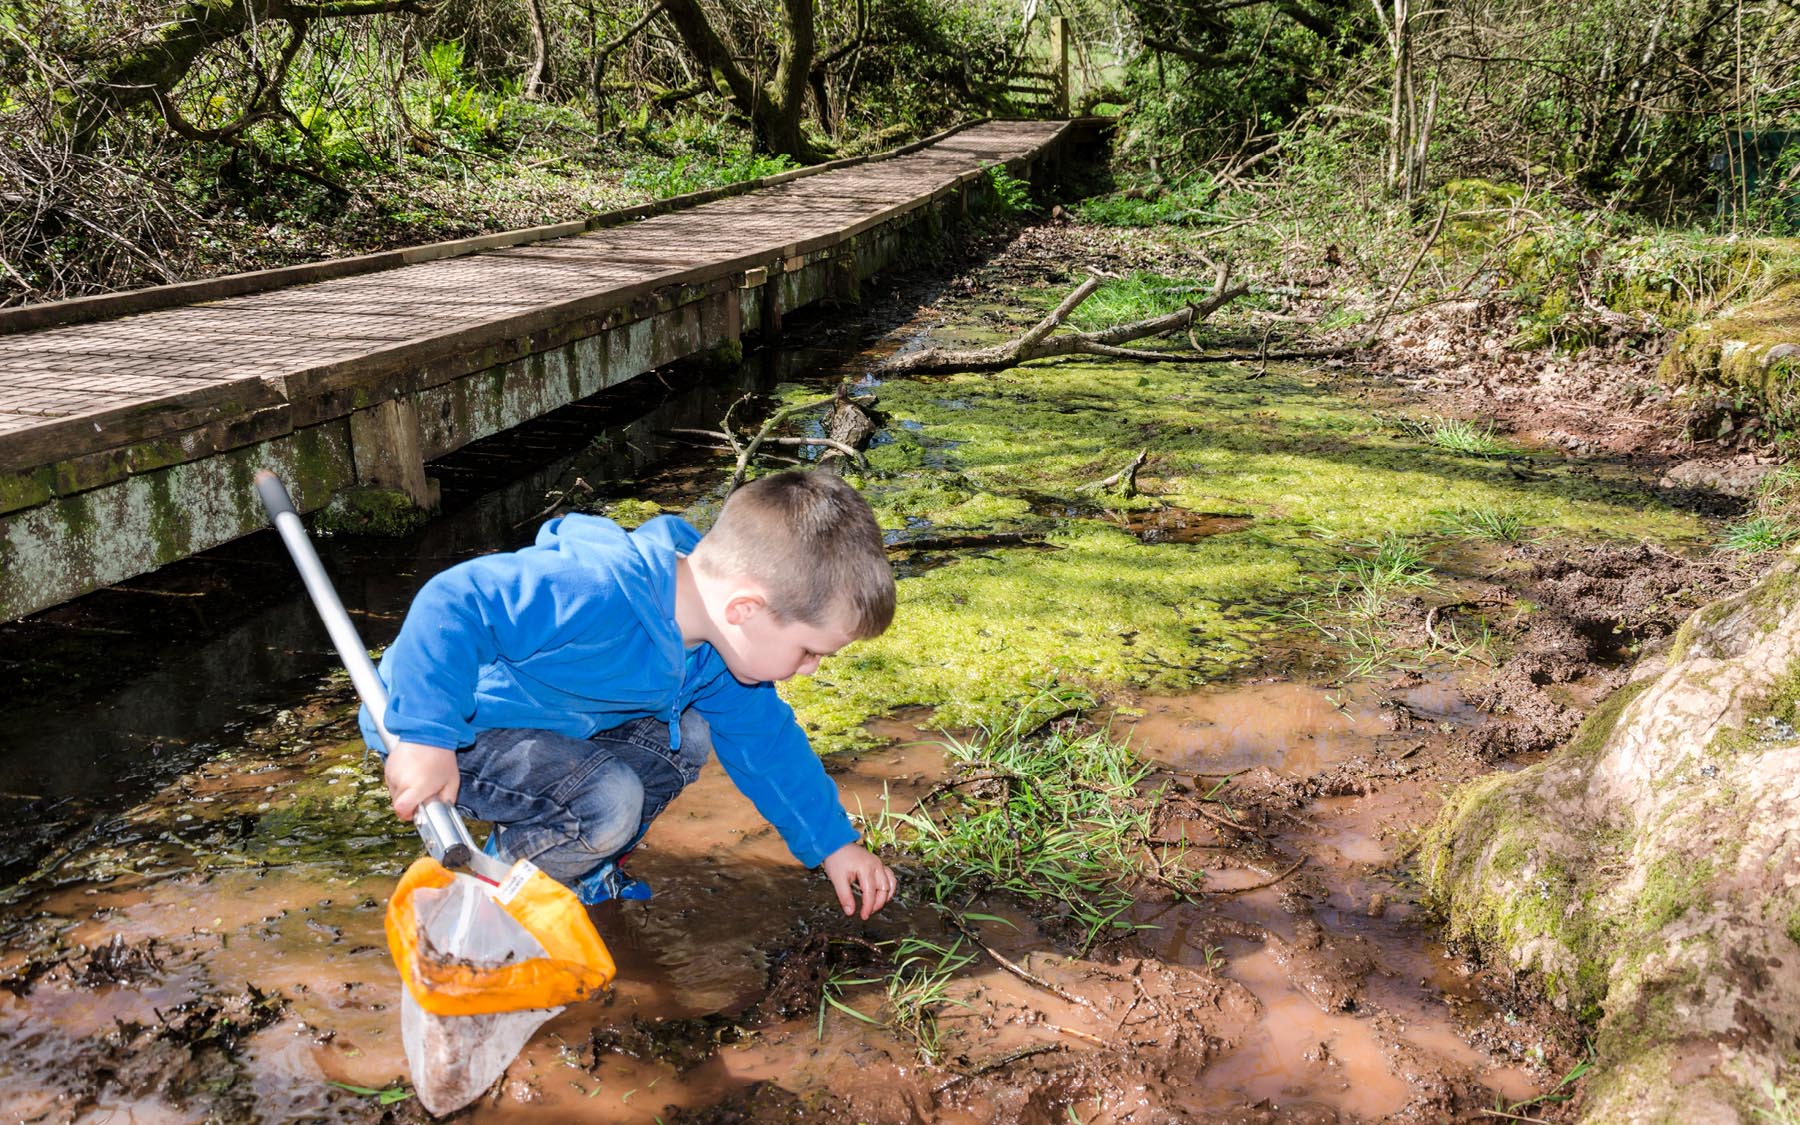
left=531, top=512, right=700, bottom=663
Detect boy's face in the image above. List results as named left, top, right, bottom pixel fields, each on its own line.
left=718, top=596, right=856, bottom=686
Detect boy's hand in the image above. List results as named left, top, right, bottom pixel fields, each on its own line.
left=821, top=842, right=896, bottom=919
left=385, top=741, right=461, bottom=822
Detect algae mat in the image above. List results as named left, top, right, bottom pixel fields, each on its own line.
left=782, top=350, right=1704, bottom=750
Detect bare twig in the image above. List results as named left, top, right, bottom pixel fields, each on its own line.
left=946, top=915, right=1098, bottom=1013
left=967, top=1044, right=1065, bottom=1076
left=1368, top=198, right=1451, bottom=339
left=1425, top=600, right=1498, bottom=666
left=1045, top=1023, right=1107, bottom=1046
left=1208, top=855, right=1307, bottom=896
left=1079, top=449, right=1148, bottom=496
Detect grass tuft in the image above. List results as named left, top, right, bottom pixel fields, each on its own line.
left=865, top=689, right=1199, bottom=952
left=1333, top=532, right=1435, bottom=593
left=1272, top=533, right=1440, bottom=677
left=1754, top=1082, right=1800, bottom=1125
left=1434, top=506, right=1530, bottom=542
left=1405, top=415, right=1520, bottom=457
left=1722, top=517, right=1800, bottom=553
left=819, top=936, right=975, bottom=1065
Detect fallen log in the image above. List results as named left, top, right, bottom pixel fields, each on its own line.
left=672, top=382, right=880, bottom=490
left=818, top=381, right=881, bottom=473
left=882, top=261, right=1252, bottom=375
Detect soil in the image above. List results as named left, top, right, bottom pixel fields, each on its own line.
left=0, top=216, right=1778, bottom=1123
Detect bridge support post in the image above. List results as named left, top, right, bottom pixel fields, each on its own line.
left=827, top=244, right=860, bottom=305
left=348, top=398, right=438, bottom=512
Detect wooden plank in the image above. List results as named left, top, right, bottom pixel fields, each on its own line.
left=0, top=379, right=284, bottom=476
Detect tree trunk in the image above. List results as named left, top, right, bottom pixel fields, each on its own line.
left=659, top=0, right=821, bottom=161
left=522, top=0, right=551, bottom=99
left=1422, top=560, right=1800, bottom=1121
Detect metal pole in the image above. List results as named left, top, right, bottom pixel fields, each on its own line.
left=254, top=471, right=485, bottom=874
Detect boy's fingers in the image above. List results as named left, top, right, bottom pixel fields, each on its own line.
left=857, top=865, right=894, bottom=919
left=868, top=870, right=894, bottom=916
left=832, top=870, right=857, bottom=915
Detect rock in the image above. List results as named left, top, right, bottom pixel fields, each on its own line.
left=1422, top=559, right=1800, bottom=1123
left=1657, top=455, right=1775, bottom=497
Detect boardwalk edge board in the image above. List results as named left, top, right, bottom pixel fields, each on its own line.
left=0, top=120, right=1100, bottom=621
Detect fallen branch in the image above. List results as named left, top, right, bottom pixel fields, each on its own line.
left=883, top=263, right=1251, bottom=375
left=1208, top=855, right=1307, bottom=896
left=1079, top=449, right=1147, bottom=497
left=1035, top=343, right=1364, bottom=366
left=667, top=428, right=865, bottom=461
left=1194, top=804, right=1257, bottom=835
left=885, top=530, right=1048, bottom=553
left=817, top=381, right=881, bottom=472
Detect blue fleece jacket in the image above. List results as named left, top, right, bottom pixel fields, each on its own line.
left=358, top=513, right=858, bottom=868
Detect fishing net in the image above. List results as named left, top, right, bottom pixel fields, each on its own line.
left=386, top=857, right=615, bottom=1114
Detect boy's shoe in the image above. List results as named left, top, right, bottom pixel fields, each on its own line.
left=572, top=859, right=653, bottom=905
left=483, top=830, right=651, bottom=904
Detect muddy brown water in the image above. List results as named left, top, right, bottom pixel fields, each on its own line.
left=0, top=298, right=1557, bottom=1122
left=0, top=697, right=1544, bottom=1122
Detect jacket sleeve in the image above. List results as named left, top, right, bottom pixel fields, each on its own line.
left=373, top=551, right=604, bottom=751
left=689, top=668, right=859, bottom=868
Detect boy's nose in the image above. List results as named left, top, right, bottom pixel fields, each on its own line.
left=796, top=654, right=822, bottom=677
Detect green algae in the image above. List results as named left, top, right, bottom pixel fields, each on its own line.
left=780, top=346, right=1704, bottom=751
left=313, top=487, right=431, bottom=536
left=603, top=497, right=667, bottom=528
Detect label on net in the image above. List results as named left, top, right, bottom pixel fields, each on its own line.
left=495, top=859, right=539, bottom=904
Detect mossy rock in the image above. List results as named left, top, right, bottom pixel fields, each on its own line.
left=313, top=487, right=431, bottom=536
left=1660, top=280, right=1800, bottom=419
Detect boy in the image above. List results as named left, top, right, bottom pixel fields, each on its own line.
left=360, top=470, right=898, bottom=918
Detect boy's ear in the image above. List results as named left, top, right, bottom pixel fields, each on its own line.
left=722, top=589, right=768, bottom=626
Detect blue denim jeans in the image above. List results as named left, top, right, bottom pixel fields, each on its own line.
left=454, top=710, right=713, bottom=884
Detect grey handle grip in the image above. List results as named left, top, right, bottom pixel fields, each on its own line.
left=254, top=471, right=495, bottom=876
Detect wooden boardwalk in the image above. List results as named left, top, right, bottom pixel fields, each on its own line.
left=0, top=119, right=1078, bottom=620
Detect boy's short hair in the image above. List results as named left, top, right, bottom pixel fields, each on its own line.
left=692, top=471, right=895, bottom=639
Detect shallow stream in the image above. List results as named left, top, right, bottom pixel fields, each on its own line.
left=0, top=265, right=1718, bottom=1122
